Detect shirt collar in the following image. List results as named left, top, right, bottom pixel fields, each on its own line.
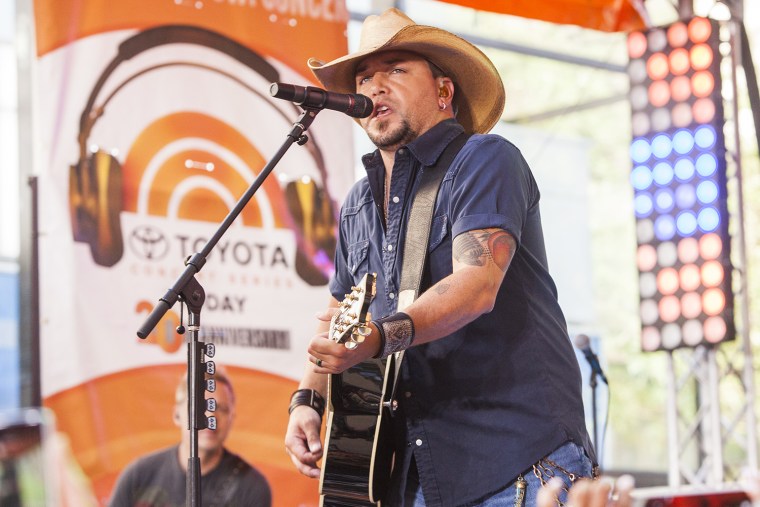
left=360, top=119, right=465, bottom=172
left=406, top=119, right=465, bottom=167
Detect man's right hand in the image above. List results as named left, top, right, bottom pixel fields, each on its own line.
left=284, top=405, right=324, bottom=478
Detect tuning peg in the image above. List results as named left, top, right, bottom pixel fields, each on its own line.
left=350, top=332, right=366, bottom=344
left=356, top=325, right=371, bottom=337
left=344, top=340, right=358, bottom=350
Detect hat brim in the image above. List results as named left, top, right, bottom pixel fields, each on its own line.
left=308, top=25, right=505, bottom=134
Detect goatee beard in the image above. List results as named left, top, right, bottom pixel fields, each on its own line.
left=369, top=119, right=417, bottom=151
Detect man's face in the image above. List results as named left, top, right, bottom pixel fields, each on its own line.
left=355, top=51, right=445, bottom=152
left=175, top=380, right=234, bottom=453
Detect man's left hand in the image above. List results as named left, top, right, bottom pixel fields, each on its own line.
left=307, top=309, right=381, bottom=373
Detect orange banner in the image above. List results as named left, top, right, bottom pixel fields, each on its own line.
left=34, top=0, right=349, bottom=77
left=438, top=0, right=646, bottom=32
left=33, top=0, right=352, bottom=505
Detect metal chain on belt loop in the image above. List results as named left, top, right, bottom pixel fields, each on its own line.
left=531, top=458, right=579, bottom=507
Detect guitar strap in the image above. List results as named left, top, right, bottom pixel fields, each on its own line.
left=388, top=130, right=470, bottom=402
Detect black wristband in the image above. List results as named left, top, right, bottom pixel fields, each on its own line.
left=372, top=320, right=387, bottom=359
left=288, top=389, right=325, bottom=418
left=372, top=311, right=415, bottom=359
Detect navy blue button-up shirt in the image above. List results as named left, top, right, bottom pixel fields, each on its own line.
left=329, top=120, right=594, bottom=506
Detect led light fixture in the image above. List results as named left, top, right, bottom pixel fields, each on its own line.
left=627, top=17, right=735, bottom=352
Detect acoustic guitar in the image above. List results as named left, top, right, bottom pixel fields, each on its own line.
left=319, top=273, right=399, bottom=506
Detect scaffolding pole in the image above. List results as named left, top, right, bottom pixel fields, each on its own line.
left=665, top=9, right=757, bottom=484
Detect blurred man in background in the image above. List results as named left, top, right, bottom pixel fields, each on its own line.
left=109, top=367, right=271, bottom=507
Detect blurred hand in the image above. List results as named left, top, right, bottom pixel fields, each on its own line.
left=537, top=475, right=635, bottom=507
left=740, top=468, right=760, bottom=505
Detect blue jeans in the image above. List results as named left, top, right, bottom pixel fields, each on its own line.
left=406, top=441, right=594, bottom=507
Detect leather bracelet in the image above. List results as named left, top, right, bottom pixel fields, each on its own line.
left=372, top=311, right=415, bottom=359
left=288, top=389, right=325, bottom=418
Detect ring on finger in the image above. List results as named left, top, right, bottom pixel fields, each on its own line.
left=316, top=358, right=323, bottom=367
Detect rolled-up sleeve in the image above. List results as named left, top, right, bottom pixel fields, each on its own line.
left=448, top=136, right=540, bottom=247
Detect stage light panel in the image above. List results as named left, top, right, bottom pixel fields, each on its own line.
left=674, top=158, right=695, bottom=180
left=675, top=184, right=696, bottom=208
left=667, top=22, right=688, bottom=48
left=627, top=17, right=734, bottom=352
left=629, top=31, right=648, bottom=59
left=655, top=188, right=674, bottom=212
left=693, top=98, right=716, bottom=123
left=698, top=208, right=721, bottom=232
left=677, top=237, right=699, bottom=263
left=689, top=17, right=712, bottom=43
left=671, top=103, right=692, bottom=126
left=637, top=220, right=655, bottom=244
left=671, top=76, right=691, bottom=101
left=657, top=242, right=678, bottom=266
left=690, top=44, right=713, bottom=70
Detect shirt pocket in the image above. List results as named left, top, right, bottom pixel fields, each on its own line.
left=340, top=195, right=374, bottom=278
left=347, top=239, right=370, bottom=276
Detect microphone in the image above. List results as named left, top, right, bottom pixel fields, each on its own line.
left=573, top=334, right=608, bottom=385
left=269, top=83, right=373, bottom=119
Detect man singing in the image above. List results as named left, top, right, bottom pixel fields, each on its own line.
left=285, top=8, right=596, bottom=506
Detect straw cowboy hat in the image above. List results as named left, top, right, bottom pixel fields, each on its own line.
left=307, top=8, right=506, bottom=134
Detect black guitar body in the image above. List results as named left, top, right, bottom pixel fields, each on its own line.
left=320, top=355, right=397, bottom=507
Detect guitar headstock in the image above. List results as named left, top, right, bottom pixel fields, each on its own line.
left=330, top=273, right=377, bottom=349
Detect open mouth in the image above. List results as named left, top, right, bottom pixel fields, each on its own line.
left=373, top=104, right=391, bottom=119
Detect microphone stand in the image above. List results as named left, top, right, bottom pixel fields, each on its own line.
left=589, top=369, right=599, bottom=457
left=136, top=107, right=322, bottom=507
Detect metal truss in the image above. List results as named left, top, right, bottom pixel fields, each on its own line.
left=665, top=10, right=757, bottom=487
left=665, top=342, right=757, bottom=486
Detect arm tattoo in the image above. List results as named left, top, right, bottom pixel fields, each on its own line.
left=454, top=229, right=515, bottom=272
left=434, top=282, right=451, bottom=295
left=453, top=232, right=486, bottom=266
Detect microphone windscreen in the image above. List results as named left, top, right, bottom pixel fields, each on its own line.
left=269, top=82, right=295, bottom=100
left=573, top=333, right=590, bottom=350
left=352, top=95, right=374, bottom=118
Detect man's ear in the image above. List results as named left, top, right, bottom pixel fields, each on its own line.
left=439, top=78, right=454, bottom=99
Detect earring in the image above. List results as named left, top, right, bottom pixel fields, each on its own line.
left=439, top=101, right=447, bottom=111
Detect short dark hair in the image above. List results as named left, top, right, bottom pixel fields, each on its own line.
left=426, top=60, right=446, bottom=78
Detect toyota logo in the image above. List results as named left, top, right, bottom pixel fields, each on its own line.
left=129, top=225, right=169, bottom=261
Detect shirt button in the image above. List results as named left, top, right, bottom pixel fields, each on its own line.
left=392, top=196, right=400, bottom=204
left=389, top=292, right=395, bottom=300
left=387, top=244, right=394, bottom=251
left=398, top=148, right=407, bottom=155
left=415, top=439, right=423, bottom=446
left=404, top=391, right=411, bottom=398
